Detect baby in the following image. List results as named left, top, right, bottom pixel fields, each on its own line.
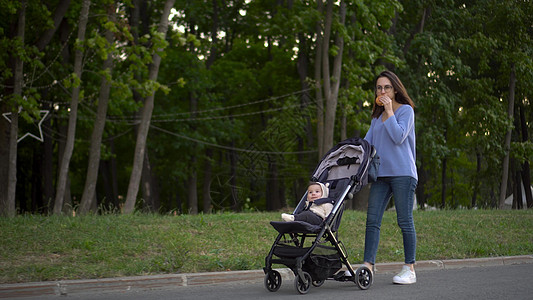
left=281, top=182, right=332, bottom=225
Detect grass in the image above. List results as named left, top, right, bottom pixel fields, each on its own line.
left=0, top=209, right=532, bottom=284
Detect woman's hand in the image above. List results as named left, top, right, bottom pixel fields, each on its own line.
left=378, top=95, right=394, bottom=121
left=378, top=95, right=393, bottom=107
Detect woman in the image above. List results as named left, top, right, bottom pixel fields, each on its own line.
left=363, top=70, right=418, bottom=284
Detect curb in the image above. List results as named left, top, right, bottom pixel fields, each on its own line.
left=1, top=255, right=532, bottom=298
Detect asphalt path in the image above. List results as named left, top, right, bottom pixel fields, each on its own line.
left=5, top=263, right=533, bottom=300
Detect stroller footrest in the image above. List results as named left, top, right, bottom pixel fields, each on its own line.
left=270, top=221, right=321, bottom=233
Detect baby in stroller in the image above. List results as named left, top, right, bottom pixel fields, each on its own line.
left=281, top=182, right=332, bottom=225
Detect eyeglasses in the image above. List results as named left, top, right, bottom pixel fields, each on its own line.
left=376, top=85, right=393, bottom=93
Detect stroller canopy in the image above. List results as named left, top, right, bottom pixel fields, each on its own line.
left=311, top=137, right=373, bottom=185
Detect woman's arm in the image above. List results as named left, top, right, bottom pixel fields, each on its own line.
left=384, top=106, right=415, bottom=145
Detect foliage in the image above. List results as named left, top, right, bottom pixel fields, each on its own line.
left=0, top=0, right=531, bottom=214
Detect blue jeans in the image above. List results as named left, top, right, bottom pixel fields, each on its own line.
left=363, top=176, right=418, bottom=265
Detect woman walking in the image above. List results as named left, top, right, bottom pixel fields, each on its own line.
left=362, top=70, right=418, bottom=284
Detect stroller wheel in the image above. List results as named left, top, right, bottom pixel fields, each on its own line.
left=355, top=266, right=373, bottom=290
left=264, top=270, right=282, bottom=292
left=294, top=271, right=312, bottom=294
left=312, top=279, right=325, bottom=287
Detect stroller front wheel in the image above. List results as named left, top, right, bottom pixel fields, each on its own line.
left=355, top=266, right=373, bottom=290
left=264, top=270, right=282, bottom=292
left=294, top=271, right=312, bottom=294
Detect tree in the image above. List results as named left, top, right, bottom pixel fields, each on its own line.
left=53, top=0, right=91, bottom=215
left=2, top=1, right=26, bottom=217
left=124, top=0, right=176, bottom=213
left=499, top=64, right=516, bottom=208
left=36, top=0, right=72, bottom=52
left=314, top=0, right=346, bottom=158
left=1, top=1, right=530, bottom=215
left=79, top=2, right=116, bottom=214
left=488, top=0, right=533, bottom=208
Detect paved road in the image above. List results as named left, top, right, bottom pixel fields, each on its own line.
left=154, top=264, right=533, bottom=300
left=6, top=263, right=533, bottom=300
left=2, top=256, right=532, bottom=299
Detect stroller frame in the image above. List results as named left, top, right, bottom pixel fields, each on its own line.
left=263, top=137, right=376, bottom=294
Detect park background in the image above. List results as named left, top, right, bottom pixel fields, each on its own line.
left=0, top=0, right=532, bottom=216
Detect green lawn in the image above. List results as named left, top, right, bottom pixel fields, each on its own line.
left=1, top=209, right=532, bottom=283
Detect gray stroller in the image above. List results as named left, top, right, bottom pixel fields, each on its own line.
left=263, top=137, right=377, bottom=294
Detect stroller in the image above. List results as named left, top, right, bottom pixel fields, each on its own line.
left=263, top=137, right=377, bottom=294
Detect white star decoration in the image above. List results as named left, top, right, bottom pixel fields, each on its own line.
left=2, top=109, right=50, bottom=143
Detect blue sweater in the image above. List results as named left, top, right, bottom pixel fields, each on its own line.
left=364, top=105, right=418, bottom=180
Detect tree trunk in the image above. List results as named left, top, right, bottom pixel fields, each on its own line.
left=518, top=104, right=532, bottom=208
left=99, top=160, right=113, bottom=208
left=53, top=0, right=91, bottom=215
left=188, top=157, right=198, bottom=214
left=42, top=102, right=54, bottom=211
left=202, top=148, right=213, bottom=213
left=63, top=176, right=73, bottom=214
left=321, top=0, right=346, bottom=154
left=441, top=157, right=447, bottom=208
left=142, top=151, right=160, bottom=212
left=79, top=3, right=115, bottom=215
left=471, top=152, right=481, bottom=208
left=4, top=0, right=26, bottom=217
left=174, top=179, right=183, bottom=213
left=99, top=139, right=119, bottom=209
left=0, top=101, right=10, bottom=216
left=200, top=1, right=218, bottom=214
left=56, top=117, right=72, bottom=213
left=321, top=0, right=333, bottom=153
left=128, top=0, right=157, bottom=213
left=416, top=158, right=428, bottom=209
left=36, top=0, right=71, bottom=51
left=340, top=103, right=347, bottom=141
left=513, top=163, right=522, bottom=209
left=124, top=0, right=176, bottom=213
left=499, top=63, right=516, bottom=209
left=403, top=7, right=430, bottom=56
left=230, top=145, right=239, bottom=211
left=6, top=88, right=20, bottom=216
left=186, top=88, right=199, bottom=214
left=314, top=0, right=324, bottom=159
left=31, top=147, right=43, bottom=213
left=297, top=34, right=313, bottom=150
left=297, top=32, right=312, bottom=197
left=521, top=163, right=532, bottom=208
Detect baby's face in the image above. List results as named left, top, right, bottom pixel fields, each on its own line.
left=307, top=185, right=323, bottom=201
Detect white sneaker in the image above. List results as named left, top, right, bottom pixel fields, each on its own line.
left=281, top=213, right=294, bottom=222
left=392, top=265, right=416, bottom=284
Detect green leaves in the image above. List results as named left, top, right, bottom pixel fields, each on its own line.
left=2, top=0, right=531, bottom=213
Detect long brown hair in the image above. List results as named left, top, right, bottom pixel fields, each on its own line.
left=371, top=70, right=415, bottom=119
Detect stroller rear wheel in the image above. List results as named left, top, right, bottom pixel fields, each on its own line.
left=312, top=279, right=325, bottom=287
left=294, top=271, right=312, bottom=294
left=264, top=270, right=282, bottom=292
left=355, top=266, right=373, bottom=290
